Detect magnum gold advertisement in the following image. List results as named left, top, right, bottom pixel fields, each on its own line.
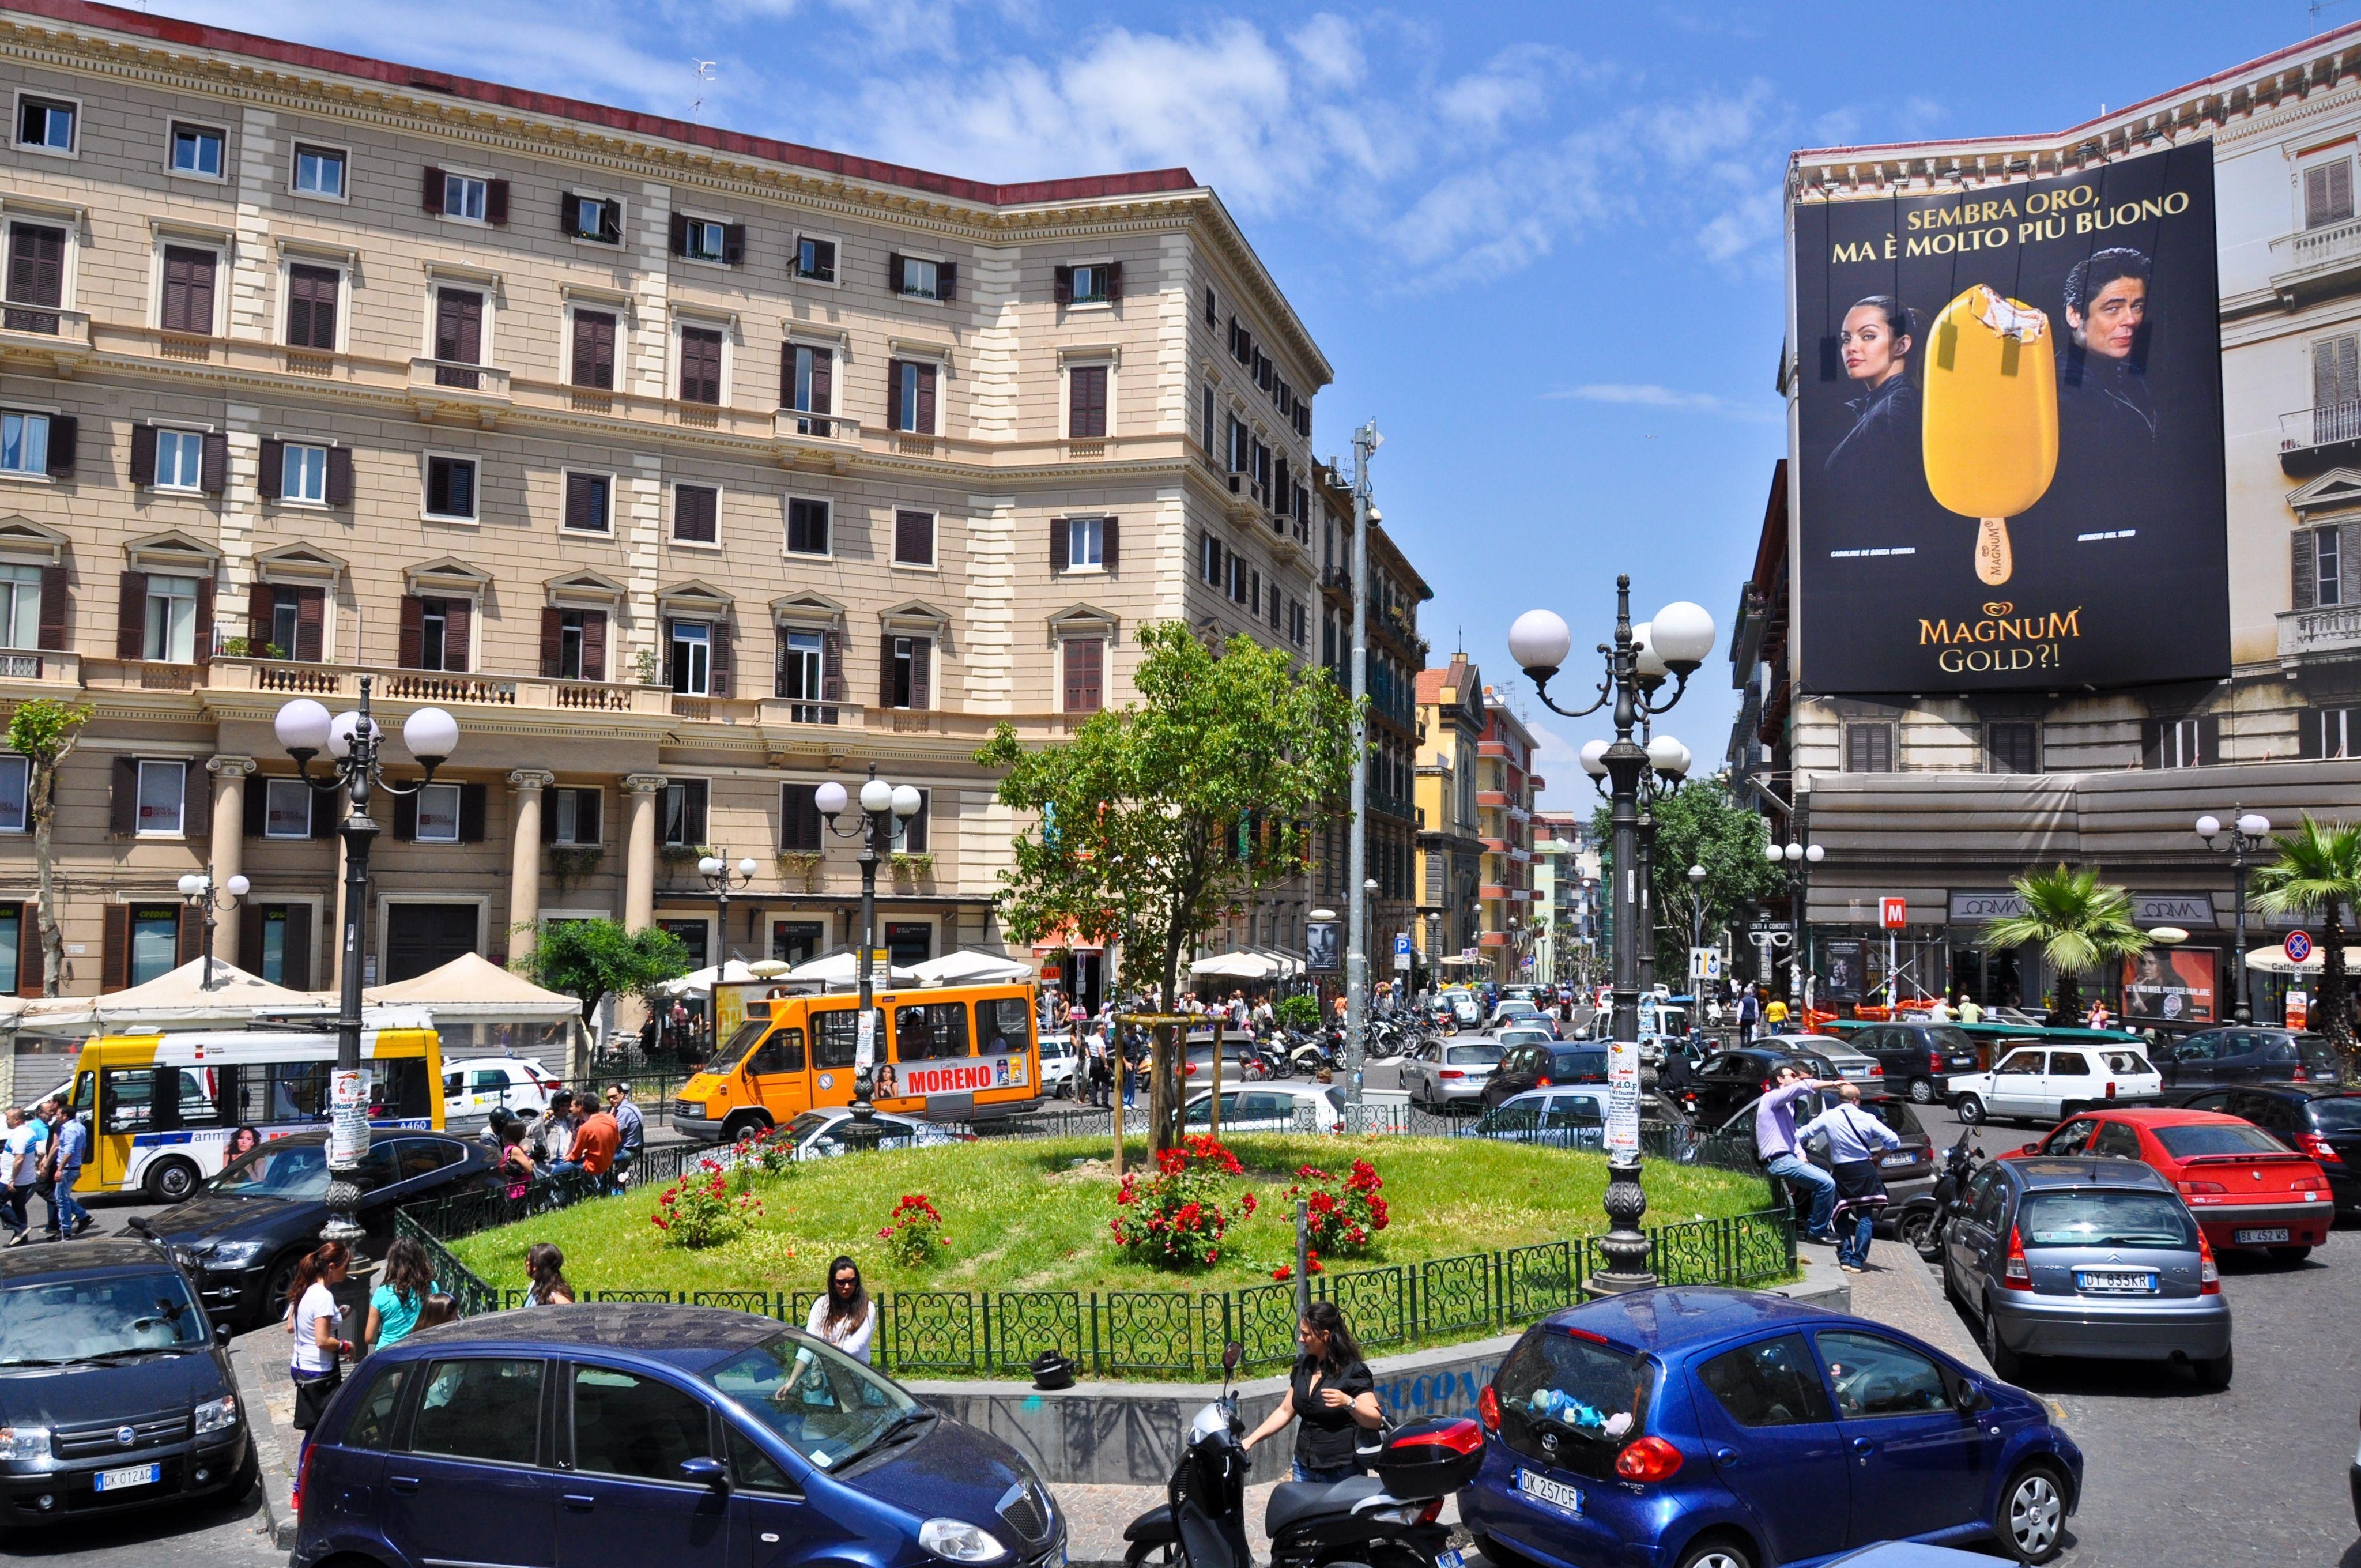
left=1792, top=145, right=2230, bottom=693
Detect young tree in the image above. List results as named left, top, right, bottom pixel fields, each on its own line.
left=2249, top=815, right=2361, bottom=1050
left=4, top=700, right=91, bottom=996
left=512, top=918, right=692, bottom=1023
left=1591, top=777, right=1792, bottom=979
left=977, top=623, right=1356, bottom=1150
left=1982, top=865, right=2151, bottom=1024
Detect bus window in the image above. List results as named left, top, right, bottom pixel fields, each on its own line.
left=376, top=1060, right=429, bottom=1120
left=750, top=1028, right=806, bottom=1076
left=813, top=1011, right=860, bottom=1069
left=67, top=1072, right=93, bottom=1118
left=163, top=1067, right=227, bottom=1129
left=716, top=1019, right=770, bottom=1072
left=265, top=1063, right=330, bottom=1122
left=980, top=998, right=1031, bottom=1055
left=894, top=1002, right=970, bottom=1061
left=100, top=1067, right=161, bottom=1135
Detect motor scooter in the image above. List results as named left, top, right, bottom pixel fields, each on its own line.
left=1122, top=1342, right=1480, bottom=1568
left=1894, top=1136, right=1983, bottom=1259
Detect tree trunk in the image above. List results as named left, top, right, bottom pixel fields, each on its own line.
left=2325, top=903, right=2353, bottom=1051
left=2051, top=966, right=2083, bottom=1027
left=32, top=761, right=58, bottom=996
left=1151, top=926, right=1185, bottom=1152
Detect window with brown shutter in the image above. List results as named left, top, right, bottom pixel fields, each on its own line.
left=2308, top=159, right=2357, bottom=231
left=674, top=484, right=719, bottom=544
left=786, top=497, right=829, bottom=556
left=571, top=310, right=616, bottom=389
left=1069, top=365, right=1107, bottom=438
left=4, top=224, right=64, bottom=333
left=433, top=289, right=483, bottom=388
left=424, top=455, right=477, bottom=520
left=780, top=783, right=823, bottom=851
left=564, top=472, right=612, bottom=534
left=36, top=566, right=63, bottom=652
left=679, top=327, right=723, bottom=405
left=1064, top=636, right=1104, bottom=714
left=160, top=246, right=217, bottom=335
left=893, top=510, right=934, bottom=567
left=326, top=446, right=353, bottom=507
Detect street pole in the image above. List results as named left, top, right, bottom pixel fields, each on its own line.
left=177, top=864, right=249, bottom=992
left=1343, top=421, right=1379, bottom=1122
left=1636, top=801, right=1655, bottom=994
left=2198, top=809, right=2272, bottom=1026
left=817, top=768, right=919, bottom=1148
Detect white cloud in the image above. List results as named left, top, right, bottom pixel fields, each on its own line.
left=1288, top=13, right=1364, bottom=92
left=1545, top=383, right=1775, bottom=421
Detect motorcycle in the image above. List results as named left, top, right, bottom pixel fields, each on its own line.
left=1123, top=1340, right=1481, bottom=1568
left=1895, top=1136, right=1983, bottom=1260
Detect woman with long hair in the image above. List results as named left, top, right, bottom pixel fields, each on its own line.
left=802, top=1254, right=876, bottom=1363
left=1240, top=1300, right=1385, bottom=1482
left=366, top=1237, right=435, bottom=1352
left=1823, top=295, right=1921, bottom=493
left=226, top=1125, right=262, bottom=1162
left=524, top=1242, right=575, bottom=1306
left=492, top=1114, right=534, bottom=1202
left=285, top=1241, right=352, bottom=1448
left=416, top=1294, right=458, bottom=1332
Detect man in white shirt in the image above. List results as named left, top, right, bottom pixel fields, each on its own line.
left=1, top=1109, right=39, bottom=1246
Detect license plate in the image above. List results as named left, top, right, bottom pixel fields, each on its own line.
left=1880, top=1152, right=1915, bottom=1168
left=1517, top=1468, right=1582, bottom=1515
left=2235, top=1227, right=2291, bottom=1245
left=1438, top=1554, right=1465, bottom=1568
left=2075, top=1269, right=2157, bottom=1293
left=93, top=1463, right=160, bottom=1492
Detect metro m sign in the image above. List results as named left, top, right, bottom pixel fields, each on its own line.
left=1880, top=898, right=1908, bottom=930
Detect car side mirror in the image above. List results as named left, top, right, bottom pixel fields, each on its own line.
left=2020, top=1144, right=2039, bottom=1156
left=679, top=1457, right=730, bottom=1489
left=213, top=1323, right=232, bottom=1345
left=1957, top=1381, right=1990, bottom=1414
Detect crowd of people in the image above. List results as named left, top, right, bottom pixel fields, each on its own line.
left=0, top=1095, right=93, bottom=1246
left=480, top=1082, right=647, bottom=1197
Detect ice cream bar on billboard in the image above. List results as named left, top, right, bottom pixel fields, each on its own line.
left=1921, top=284, right=2059, bottom=586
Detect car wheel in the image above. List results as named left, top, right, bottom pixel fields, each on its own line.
left=1956, top=1095, right=1987, bottom=1126
left=1983, top=1302, right=2027, bottom=1384
left=2272, top=1245, right=2313, bottom=1267
left=144, top=1156, right=201, bottom=1204
left=723, top=1114, right=768, bottom=1145
left=261, top=1251, right=304, bottom=1328
left=1896, top=1208, right=1935, bottom=1257
left=1909, top=1076, right=1935, bottom=1105
left=2193, top=1347, right=2234, bottom=1390
left=1994, top=1463, right=2068, bottom=1565
left=1670, top=1533, right=1755, bottom=1568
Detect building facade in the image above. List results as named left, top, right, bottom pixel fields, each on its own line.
left=1476, top=689, right=1541, bottom=983
left=1531, top=809, right=1597, bottom=985
left=1414, top=654, right=1485, bottom=977
left=0, top=3, right=1340, bottom=1016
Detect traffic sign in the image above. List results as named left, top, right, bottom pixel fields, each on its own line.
left=1689, top=946, right=1722, bottom=982
left=2285, top=930, right=2315, bottom=964
left=1393, top=933, right=1413, bottom=971
left=1880, top=898, right=1908, bottom=930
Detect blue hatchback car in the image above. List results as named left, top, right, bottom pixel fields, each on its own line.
left=293, top=1303, right=1063, bottom=1568
left=1459, top=1288, right=2081, bottom=1568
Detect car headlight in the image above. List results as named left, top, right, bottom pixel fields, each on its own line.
left=193, top=1395, right=239, bottom=1437
left=204, top=1241, right=269, bottom=1269
left=919, top=1518, right=1008, bottom=1563
left=0, top=1427, right=49, bottom=1461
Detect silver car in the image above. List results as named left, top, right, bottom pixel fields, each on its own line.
left=1406, top=1039, right=1503, bottom=1113
left=1756, top=1031, right=1885, bottom=1085
left=1942, top=1155, right=2232, bottom=1388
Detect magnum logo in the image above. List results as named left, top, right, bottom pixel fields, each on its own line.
left=1917, top=601, right=2082, bottom=674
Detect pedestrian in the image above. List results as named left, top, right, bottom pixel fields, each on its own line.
left=286, top=1241, right=353, bottom=1455
left=491, top=1114, right=534, bottom=1200
left=1799, top=1082, right=1903, bottom=1273
left=0, top=1109, right=37, bottom=1246
left=1737, top=984, right=1760, bottom=1044
left=802, top=1254, right=877, bottom=1363
left=2085, top=998, right=2112, bottom=1030
left=524, top=1242, right=575, bottom=1306
left=1764, top=996, right=1789, bottom=1029
left=1925, top=993, right=1953, bottom=1023
left=1958, top=993, right=1984, bottom=1024
left=31, top=1096, right=63, bottom=1238
left=415, top=1293, right=459, bottom=1332
left=530, top=1090, right=577, bottom=1174
left=569, top=1096, right=622, bottom=1190
left=365, top=1236, right=435, bottom=1353
left=1240, top=1301, right=1384, bottom=1482
left=1756, top=1064, right=1842, bottom=1243
left=605, top=1084, right=645, bottom=1185
left=44, top=1103, right=89, bottom=1239
left=1086, top=1026, right=1112, bottom=1108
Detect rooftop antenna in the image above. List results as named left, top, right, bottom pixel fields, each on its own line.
left=691, top=60, right=719, bottom=122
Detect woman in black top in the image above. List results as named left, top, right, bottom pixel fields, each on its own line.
left=1241, top=1302, right=1384, bottom=1482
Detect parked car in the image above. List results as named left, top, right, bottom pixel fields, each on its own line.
left=1492, top=999, right=1545, bottom=1027
left=1756, top=1032, right=1884, bottom=1085
left=2005, top=1106, right=2333, bottom=1262
left=439, top=1057, right=562, bottom=1125
left=135, top=1131, right=493, bottom=1330
left=1182, top=1080, right=1346, bottom=1133
left=2150, top=1027, right=2345, bottom=1091
left=293, top=1303, right=1062, bottom=1568
left=1947, top=1043, right=2161, bottom=1127
left=1844, top=1023, right=1985, bottom=1102
left=767, top=1108, right=970, bottom=1159
left=1691, top=1087, right=1935, bottom=1207
left=1406, top=1039, right=1503, bottom=1113
left=2175, top=1084, right=2361, bottom=1217
left=1481, top=1042, right=1609, bottom=1111
left=1470, top=1088, right=1606, bottom=1150
left=0, top=1236, right=254, bottom=1525
left=1038, top=1032, right=1080, bottom=1098
left=1180, top=1040, right=1267, bottom=1082
left=1459, top=1287, right=2083, bottom=1568
left=1941, top=1154, right=2232, bottom=1387
left=1677, top=1046, right=1841, bottom=1129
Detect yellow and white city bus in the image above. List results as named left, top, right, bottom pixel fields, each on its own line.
left=48, top=1017, right=445, bottom=1203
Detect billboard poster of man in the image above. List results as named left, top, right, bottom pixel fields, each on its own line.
left=2121, top=947, right=2217, bottom=1024
left=1790, top=144, right=2227, bottom=693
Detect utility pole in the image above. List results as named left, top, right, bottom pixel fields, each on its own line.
left=1343, top=421, right=1380, bottom=1121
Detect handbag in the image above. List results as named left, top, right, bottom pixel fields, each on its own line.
left=291, top=1363, right=344, bottom=1431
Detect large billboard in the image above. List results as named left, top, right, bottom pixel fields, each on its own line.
left=1792, top=145, right=2228, bottom=693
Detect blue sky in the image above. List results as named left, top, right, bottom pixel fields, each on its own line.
left=158, top=0, right=2333, bottom=801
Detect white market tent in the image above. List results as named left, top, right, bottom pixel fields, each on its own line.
left=360, top=952, right=583, bottom=1064
left=11, top=958, right=323, bottom=1036
left=1189, top=948, right=1306, bottom=981
left=782, top=950, right=919, bottom=990
left=655, top=958, right=764, bottom=1000
left=907, top=949, right=1035, bottom=986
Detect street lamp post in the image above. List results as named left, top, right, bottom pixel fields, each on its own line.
left=816, top=767, right=922, bottom=1147
left=2196, top=809, right=2273, bottom=1024
left=696, top=851, right=759, bottom=1032
left=1687, top=863, right=1708, bottom=962
left=274, top=680, right=458, bottom=1250
left=176, top=865, right=250, bottom=990
left=1763, top=839, right=1825, bottom=1011
left=1510, top=578, right=1714, bottom=1295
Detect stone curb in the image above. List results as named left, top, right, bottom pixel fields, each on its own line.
left=228, top=1328, right=298, bottom=1552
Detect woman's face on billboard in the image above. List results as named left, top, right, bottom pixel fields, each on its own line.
left=1838, top=304, right=1909, bottom=385
left=2071, top=276, right=2147, bottom=359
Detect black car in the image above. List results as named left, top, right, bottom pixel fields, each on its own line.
left=2151, top=1027, right=2345, bottom=1091
left=1677, top=1046, right=1841, bottom=1129
left=137, top=1131, right=493, bottom=1329
left=1845, top=1023, right=1987, bottom=1104
left=2178, top=1083, right=2361, bottom=1216
left=1696, top=1087, right=1937, bottom=1207
left=1480, top=1042, right=1608, bottom=1111
left=0, top=1237, right=252, bottom=1524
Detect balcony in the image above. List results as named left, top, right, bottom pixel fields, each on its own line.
left=2279, top=402, right=2361, bottom=477
left=0, top=306, right=90, bottom=368
left=2269, top=217, right=2361, bottom=311
left=408, top=357, right=513, bottom=423
left=2279, top=604, right=2361, bottom=666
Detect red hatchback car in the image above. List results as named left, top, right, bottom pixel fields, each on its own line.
left=2010, top=1106, right=2334, bottom=1262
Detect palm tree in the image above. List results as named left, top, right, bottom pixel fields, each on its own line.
left=2250, top=816, right=2361, bottom=1050
left=1982, top=865, right=2151, bottom=1025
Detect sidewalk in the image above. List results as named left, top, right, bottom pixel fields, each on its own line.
left=1839, top=1245, right=1992, bottom=1373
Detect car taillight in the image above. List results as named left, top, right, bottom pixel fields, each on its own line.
left=2178, top=1179, right=2227, bottom=1195
left=2198, top=1230, right=2220, bottom=1294
left=1536, top=1077, right=1552, bottom=1088
left=2002, top=1227, right=2032, bottom=1290
left=1614, top=1435, right=1683, bottom=1483
left=1479, top=1385, right=1501, bottom=1432
left=1868, top=1064, right=1884, bottom=1076
left=2105, top=1082, right=2117, bottom=1099
left=295, top=1441, right=315, bottom=1520
left=1928, top=1050, right=1943, bottom=1071
left=2302, top=1133, right=2345, bottom=1165
left=1440, top=1070, right=1465, bottom=1080
left=2293, top=1065, right=2311, bottom=1082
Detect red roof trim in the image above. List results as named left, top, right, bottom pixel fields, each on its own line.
left=10, top=0, right=1197, bottom=208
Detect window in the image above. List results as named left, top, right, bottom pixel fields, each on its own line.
left=679, top=327, right=723, bottom=405
left=266, top=585, right=304, bottom=655
left=887, top=635, right=927, bottom=710
left=564, top=472, right=612, bottom=534
left=570, top=311, right=616, bottom=390
left=893, top=1000, right=969, bottom=1061
left=1066, top=517, right=1104, bottom=570
left=1843, top=723, right=1893, bottom=774
left=564, top=194, right=622, bottom=243
left=813, top=1009, right=860, bottom=1068
left=281, top=443, right=328, bottom=505
left=1698, top=1334, right=1831, bottom=1428
left=425, top=455, right=477, bottom=521
left=670, top=621, right=711, bottom=696
left=2321, top=529, right=2343, bottom=608
left=2307, top=704, right=2361, bottom=759
left=2315, top=334, right=2359, bottom=417
left=1986, top=721, right=2040, bottom=775
left=154, top=429, right=205, bottom=492
left=292, top=143, right=345, bottom=198
left=571, top=1366, right=711, bottom=1480
left=795, top=236, right=836, bottom=282
left=286, top=264, right=339, bottom=350
left=885, top=921, right=933, bottom=967
left=0, top=411, right=48, bottom=477
left=1201, top=382, right=1217, bottom=455
left=5, top=223, right=65, bottom=333
left=135, top=760, right=186, bottom=837
left=889, top=361, right=937, bottom=434
left=551, top=786, right=601, bottom=846
left=1203, top=285, right=1217, bottom=327
left=662, top=779, right=708, bottom=847
left=779, top=782, right=822, bottom=852
left=545, top=609, right=604, bottom=681
left=674, top=484, right=719, bottom=545
left=129, top=904, right=179, bottom=985
left=1060, top=263, right=1117, bottom=306
left=780, top=630, right=829, bottom=721
left=1064, top=636, right=1103, bottom=714
left=1201, top=532, right=1223, bottom=586
left=785, top=344, right=832, bottom=435
left=413, top=782, right=462, bottom=843
left=678, top=217, right=731, bottom=263
left=440, top=172, right=489, bottom=223
left=14, top=97, right=73, bottom=153
left=2091, top=1120, right=2148, bottom=1160
left=411, top=596, right=470, bottom=672
left=263, top=778, right=312, bottom=838
left=2152, top=717, right=2209, bottom=769
left=409, top=1359, right=544, bottom=1465
left=433, top=289, right=484, bottom=386
left=1068, top=365, right=1107, bottom=438
left=899, top=791, right=931, bottom=854
left=144, top=575, right=198, bottom=663
left=893, top=510, right=934, bottom=567
left=0, top=754, right=25, bottom=832
left=2307, top=157, right=2356, bottom=230
left=786, top=497, right=829, bottom=556
left=1813, top=1332, right=1952, bottom=1420
left=169, top=123, right=224, bottom=178
left=896, top=255, right=944, bottom=299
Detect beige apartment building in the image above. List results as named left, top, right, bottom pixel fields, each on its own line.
left=0, top=2, right=1339, bottom=1011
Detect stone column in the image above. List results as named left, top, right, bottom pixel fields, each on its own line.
left=207, top=757, right=256, bottom=968
left=623, top=774, right=666, bottom=932
left=508, top=770, right=555, bottom=960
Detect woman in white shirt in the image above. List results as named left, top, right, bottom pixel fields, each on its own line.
left=803, top=1255, right=876, bottom=1363
left=285, top=1241, right=352, bottom=1451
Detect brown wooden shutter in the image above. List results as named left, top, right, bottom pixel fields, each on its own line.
left=100, top=903, right=129, bottom=993
left=161, top=247, right=216, bottom=334
left=194, top=575, right=214, bottom=663
left=710, top=620, right=733, bottom=698
left=1103, top=517, right=1120, bottom=571
left=2198, top=715, right=2222, bottom=766
left=248, top=581, right=277, bottom=649
left=257, top=438, right=284, bottom=499
left=916, top=365, right=936, bottom=433
left=821, top=629, right=843, bottom=703
left=722, top=224, right=746, bottom=265
left=485, top=179, right=509, bottom=225
left=184, top=762, right=209, bottom=839
left=540, top=608, right=563, bottom=676
left=108, top=757, right=137, bottom=836
left=583, top=612, right=607, bottom=683
left=44, top=414, right=73, bottom=478
left=326, top=446, right=353, bottom=506
left=879, top=634, right=897, bottom=707
left=398, top=595, right=425, bottom=669
left=129, top=423, right=158, bottom=486
left=911, top=638, right=931, bottom=710
left=779, top=341, right=796, bottom=406
left=1054, top=266, right=1073, bottom=305
left=281, top=908, right=312, bottom=991
left=937, top=262, right=956, bottom=301
left=443, top=598, right=471, bottom=673
left=243, top=773, right=268, bottom=837
left=17, top=902, right=39, bottom=998
left=1105, top=261, right=1122, bottom=302
left=199, top=431, right=227, bottom=495
left=436, top=290, right=483, bottom=365
left=885, top=359, right=906, bottom=429
left=662, top=618, right=677, bottom=689
left=573, top=311, right=616, bottom=389
left=541, top=790, right=561, bottom=844
left=559, top=191, right=579, bottom=235
left=36, top=567, right=64, bottom=651
left=811, top=348, right=832, bottom=413
left=1050, top=517, right=1068, bottom=572
left=116, top=571, right=146, bottom=659
left=888, top=253, right=905, bottom=293
left=294, top=589, right=324, bottom=662
left=598, top=201, right=621, bottom=244
left=312, top=786, right=338, bottom=839
left=421, top=165, right=445, bottom=214
left=393, top=791, right=417, bottom=840
left=459, top=783, right=488, bottom=842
